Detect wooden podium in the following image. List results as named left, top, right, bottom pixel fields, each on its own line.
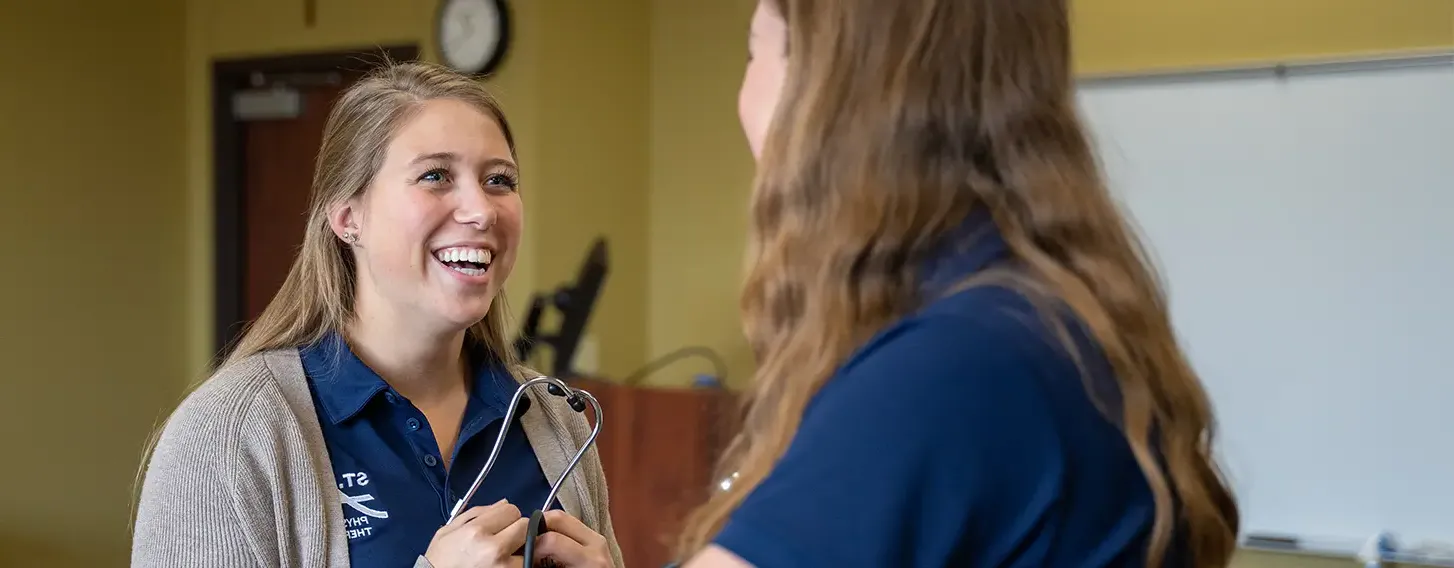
left=572, top=378, right=739, bottom=568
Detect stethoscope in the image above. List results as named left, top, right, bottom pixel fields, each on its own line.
left=445, top=375, right=603, bottom=566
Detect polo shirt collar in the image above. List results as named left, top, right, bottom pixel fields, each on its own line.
left=920, top=207, right=1011, bottom=295
left=299, top=331, right=511, bottom=425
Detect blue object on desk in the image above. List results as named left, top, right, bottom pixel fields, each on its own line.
left=693, top=373, right=722, bottom=389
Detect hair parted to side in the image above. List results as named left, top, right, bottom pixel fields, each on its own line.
left=676, top=1, right=1239, bottom=566
left=131, top=59, right=521, bottom=533
left=223, top=58, right=520, bottom=371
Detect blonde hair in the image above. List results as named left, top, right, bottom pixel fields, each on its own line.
left=226, top=60, right=520, bottom=367
left=133, top=60, right=522, bottom=531
left=678, top=1, right=1239, bottom=566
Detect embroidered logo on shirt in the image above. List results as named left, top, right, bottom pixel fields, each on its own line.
left=338, top=471, right=387, bottom=540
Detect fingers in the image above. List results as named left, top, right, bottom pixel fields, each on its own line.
left=441, top=499, right=522, bottom=536
left=541, top=510, right=607, bottom=549
left=493, top=516, right=531, bottom=553
left=533, top=531, right=592, bottom=566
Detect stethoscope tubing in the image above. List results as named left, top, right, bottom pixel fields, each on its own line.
left=446, top=376, right=603, bottom=525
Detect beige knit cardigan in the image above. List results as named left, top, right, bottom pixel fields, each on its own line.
left=130, top=348, right=623, bottom=568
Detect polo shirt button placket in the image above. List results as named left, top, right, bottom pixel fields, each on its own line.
left=423, top=454, right=438, bottom=467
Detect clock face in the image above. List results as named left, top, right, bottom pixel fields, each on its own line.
left=438, top=0, right=507, bottom=74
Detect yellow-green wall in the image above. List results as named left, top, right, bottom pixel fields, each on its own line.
left=647, top=0, right=761, bottom=386
left=527, top=3, right=652, bottom=379
left=1072, top=0, right=1454, bottom=73
left=0, top=1, right=187, bottom=564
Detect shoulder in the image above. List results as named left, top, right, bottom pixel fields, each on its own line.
left=854, top=284, right=1059, bottom=368
left=158, top=354, right=280, bottom=447
left=148, top=350, right=309, bottom=475
left=816, top=284, right=1077, bottom=426
left=134, top=350, right=312, bottom=563
left=780, top=284, right=1102, bottom=509
left=713, top=286, right=1092, bottom=567
left=510, top=364, right=596, bottom=439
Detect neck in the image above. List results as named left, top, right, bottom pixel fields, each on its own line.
left=348, top=294, right=470, bottom=406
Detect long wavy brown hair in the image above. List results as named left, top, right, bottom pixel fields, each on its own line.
left=676, top=0, right=1239, bottom=565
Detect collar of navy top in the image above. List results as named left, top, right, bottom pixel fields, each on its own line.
left=921, top=208, right=1126, bottom=421
left=918, top=208, right=1011, bottom=296
left=300, top=331, right=522, bottom=425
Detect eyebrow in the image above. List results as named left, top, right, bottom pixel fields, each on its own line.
left=410, top=152, right=517, bottom=170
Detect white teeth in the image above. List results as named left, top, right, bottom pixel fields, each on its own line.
left=450, top=265, right=488, bottom=276
left=434, top=247, right=494, bottom=271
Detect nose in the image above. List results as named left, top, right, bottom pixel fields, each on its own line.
left=453, top=183, right=498, bottom=230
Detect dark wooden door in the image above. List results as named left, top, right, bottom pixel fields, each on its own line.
left=212, top=47, right=418, bottom=362
left=240, top=83, right=344, bottom=323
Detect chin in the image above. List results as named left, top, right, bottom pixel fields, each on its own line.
left=435, top=295, right=496, bottom=330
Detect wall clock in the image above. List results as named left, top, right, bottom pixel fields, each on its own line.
left=437, top=0, right=510, bottom=75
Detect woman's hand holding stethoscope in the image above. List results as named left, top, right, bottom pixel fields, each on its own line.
left=422, top=501, right=611, bottom=568
left=528, top=509, right=612, bottom=567
left=430, top=375, right=611, bottom=568
left=423, top=499, right=531, bottom=568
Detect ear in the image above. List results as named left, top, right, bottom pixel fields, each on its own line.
left=327, top=196, right=364, bottom=243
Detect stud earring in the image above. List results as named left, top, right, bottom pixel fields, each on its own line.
left=342, top=231, right=359, bottom=245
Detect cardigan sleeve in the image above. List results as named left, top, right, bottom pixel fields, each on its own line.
left=131, top=380, right=272, bottom=567
left=583, top=439, right=625, bottom=568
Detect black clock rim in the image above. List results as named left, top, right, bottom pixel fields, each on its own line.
left=435, top=0, right=512, bottom=76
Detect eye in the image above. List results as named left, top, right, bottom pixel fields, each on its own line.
left=418, top=168, right=451, bottom=184
left=485, top=172, right=519, bottom=192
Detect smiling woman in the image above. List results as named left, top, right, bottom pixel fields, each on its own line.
left=329, top=96, right=524, bottom=337
left=131, top=61, right=624, bottom=568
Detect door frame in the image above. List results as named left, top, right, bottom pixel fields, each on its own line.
left=211, top=45, right=420, bottom=361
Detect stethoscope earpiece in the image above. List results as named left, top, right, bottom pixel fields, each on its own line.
left=544, top=381, right=589, bottom=413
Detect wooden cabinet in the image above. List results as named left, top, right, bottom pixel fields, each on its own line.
left=572, top=378, right=739, bottom=568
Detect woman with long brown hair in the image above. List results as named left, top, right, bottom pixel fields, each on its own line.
left=132, top=61, right=621, bottom=568
left=674, top=1, right=1240, bottom=567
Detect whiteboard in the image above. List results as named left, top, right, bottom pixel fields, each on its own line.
left=1075, top=58, right=1454, bottom=549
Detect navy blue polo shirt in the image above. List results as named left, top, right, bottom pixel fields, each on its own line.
left=300, top=333, right=556, bottom=567
left=713, top=222, right=1173, bottom=567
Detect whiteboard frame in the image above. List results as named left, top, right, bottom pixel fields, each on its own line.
left=1077, top=48, right=1454, bottom=87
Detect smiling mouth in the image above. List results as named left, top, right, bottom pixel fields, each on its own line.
left=434, top=246, right=494, bottom=277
